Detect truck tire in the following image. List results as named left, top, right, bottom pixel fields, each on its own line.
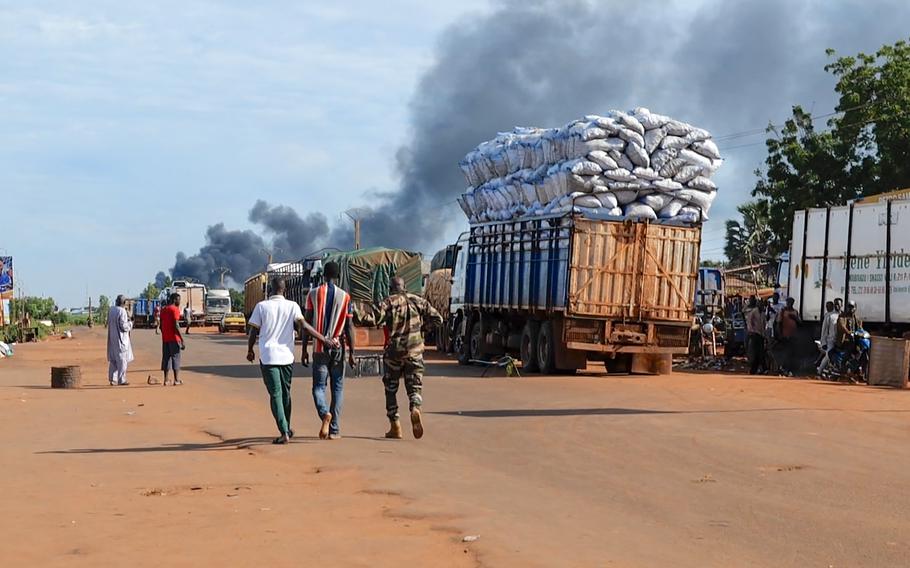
left=468, top=320, right=485, bottom=363
left=520, top=321, right=541, bottom=372
left=538, top=321, right=557, bottom=374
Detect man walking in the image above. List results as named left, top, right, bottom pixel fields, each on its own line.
left=106, top=295, right=134, bottom=386
left=156, top=293, right=185, bottom=386
left=248, top=278, right=332, bottom=445
left=304, top=261, right=355, bottom=440
left=183, top=304, right=192, bottom=334
left=744, top=296, right=767, bottom=375
left=817, top=301, right=839, bottom=375
left=362, top=276, right=442, bottom=439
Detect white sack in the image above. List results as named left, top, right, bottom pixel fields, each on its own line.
left=624, top=203, right=657, bottom=220
left=625, top=142, right=650, bottom=167
left=687, top=176, right=718, bottom=192
left=644, top=127, right=667, bottom=154
left=658, top=198, right=686, bottom=219
left=587, top=150, right=618, bottom=171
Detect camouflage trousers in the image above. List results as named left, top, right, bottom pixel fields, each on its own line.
left=383, top=354, right=424, bottom=420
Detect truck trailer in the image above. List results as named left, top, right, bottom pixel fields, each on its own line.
left=786, top=195, right=910, bottom=332
left=444, top=213, right=702, bottom=374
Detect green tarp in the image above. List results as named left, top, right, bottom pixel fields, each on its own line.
left=323, top=248, right=423, bottom=311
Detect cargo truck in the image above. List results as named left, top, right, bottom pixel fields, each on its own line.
left=785, top=192, right=910, bottom=334
left=443, top=213, right=702, bottom=374
left=204, top=289, right=232, bottom=325
left=132, top=298, right=162, bottom=329
left=165, top=281, right=206, bottom=324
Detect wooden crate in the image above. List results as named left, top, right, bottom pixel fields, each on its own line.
left=868, top=336, right=910, bottom=388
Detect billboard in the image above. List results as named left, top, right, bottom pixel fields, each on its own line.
left=0, top=256, right=12, bottom=300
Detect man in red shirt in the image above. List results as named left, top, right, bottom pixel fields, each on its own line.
left=157, top=293, right=186, bottom=386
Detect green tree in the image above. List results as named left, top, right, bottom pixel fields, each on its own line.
left=229, top=288, right=245, bottom=312
left=733, top=37, right=910, bottom=258
left=724, top=200, right=774, bottom=266
left=142, top=282, right=160, bottom=300
left=98, top=294, right=111, bottom=315
left=825, top=40, right=910, bottom=197
left=11, top=297, right=57, bottom=320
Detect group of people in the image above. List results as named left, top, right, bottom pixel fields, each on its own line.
left=106, top=260, right=444, bottom=444
left=244, top=261, right=443, bottom=444
left=106, top=292, right=186, bottom=386
left=742, top=292, right=801, bottom=375
left=739, top=291, right=862, bottom=377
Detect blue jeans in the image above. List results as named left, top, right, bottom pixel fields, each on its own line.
left=312, top=351, right=345, bottom=435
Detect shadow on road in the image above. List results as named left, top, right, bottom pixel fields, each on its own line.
left=432, top=408, right=674, bottom=418
left=38, top=436, right=312, bottom=454
left=183, top=365, right=265, bottom=379
left=432, top=406, right=910, bottom=418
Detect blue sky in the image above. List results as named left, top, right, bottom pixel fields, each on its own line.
left=1, top=1, right=485, bottom=307
left=3, top=1, right=907, bottom=308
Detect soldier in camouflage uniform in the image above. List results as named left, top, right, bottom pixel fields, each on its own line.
left=362, top=276, right=443, bottom=439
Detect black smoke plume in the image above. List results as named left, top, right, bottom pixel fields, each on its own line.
left=168, top=201, right=341, bottom=287
left=168, top=0, right=910, bottom=283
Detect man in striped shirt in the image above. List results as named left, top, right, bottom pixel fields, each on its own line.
left=304, top=261, right=355, bottom=439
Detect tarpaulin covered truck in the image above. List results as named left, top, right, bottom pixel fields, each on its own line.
left=785, top=193, right=910, bottom=332
left=444, top=213, right=702, bottom=374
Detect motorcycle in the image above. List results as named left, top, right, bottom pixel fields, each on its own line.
left=818, top=329, right=871, bottom=383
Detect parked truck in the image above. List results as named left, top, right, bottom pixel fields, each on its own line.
left=785, top=190, right=910, bottom=333
left=443, top=213, right=702, bottom=374
left=132, top=298, right=162, bottom=329
left=244, top=271, right=268, bottom=320
left=205, top=289, right=232, bottom=325
left=165, top=281, right=207, bottom=324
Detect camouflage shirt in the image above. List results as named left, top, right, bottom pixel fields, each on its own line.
left=362, top=292, right=443, bottom=357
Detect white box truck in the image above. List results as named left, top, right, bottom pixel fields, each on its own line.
left=205, top=289, right=232, bottom=325
left=786, top=191, right=910, bottom=332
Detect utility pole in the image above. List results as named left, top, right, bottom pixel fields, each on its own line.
left=344, top=208, right=369, bottom=250
left=215, top=267, right=231, bottom=288
left=260, top=248, right=283, bottom=268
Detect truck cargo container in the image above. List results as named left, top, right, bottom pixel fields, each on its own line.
left=244, top=272, right=268, bottom=319
left=166, top=281, right=206, bottom=324
left=443, top=213, right=701, bottom=374
left=785, top=195, right=910, bottom=332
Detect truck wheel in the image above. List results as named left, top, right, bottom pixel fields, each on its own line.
left=520, top=321, right=541, bottom=372
left=538, top=321, right=557, bottom=374
left=468, top=320, right=484, bottom=363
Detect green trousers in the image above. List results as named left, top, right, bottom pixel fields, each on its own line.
left=261, top=364, right=293, bottom=435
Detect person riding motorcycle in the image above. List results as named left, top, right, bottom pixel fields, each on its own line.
left=836, top=301, right=862, bottom=348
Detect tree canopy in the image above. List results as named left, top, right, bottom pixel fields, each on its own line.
left=726, top=37, right=910, bottom=261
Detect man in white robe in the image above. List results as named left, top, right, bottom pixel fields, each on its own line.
left=107, top=295, right=134, bottom=386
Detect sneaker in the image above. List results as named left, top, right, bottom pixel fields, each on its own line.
left=328, top=433, right=342, bottom=440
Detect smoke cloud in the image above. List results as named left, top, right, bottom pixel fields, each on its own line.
left=168, top=0, right=910, bottom=283
left=356, top=0, right=910, bottom=253
left=168, top=201, right=342, bottom=287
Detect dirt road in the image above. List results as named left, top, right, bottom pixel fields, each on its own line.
left=2, top=328, right=910, bottom=567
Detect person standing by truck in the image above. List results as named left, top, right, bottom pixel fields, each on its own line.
left=817, top=301, right=839, bottom=375
left=744, top=296, right=767, bottom=375
left=361, top=277, right=443, bottom=440
left=776, top=297, right=801, bottom=375
left=304, top=261, right=355, bottom=440
left=183, top=304, right=192, bottom=335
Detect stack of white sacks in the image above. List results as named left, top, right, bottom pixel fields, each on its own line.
left=457, top=108, right=722, bottom=224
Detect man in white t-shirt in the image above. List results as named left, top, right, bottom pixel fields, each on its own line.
left=247, top=278, right=334, bottom=445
